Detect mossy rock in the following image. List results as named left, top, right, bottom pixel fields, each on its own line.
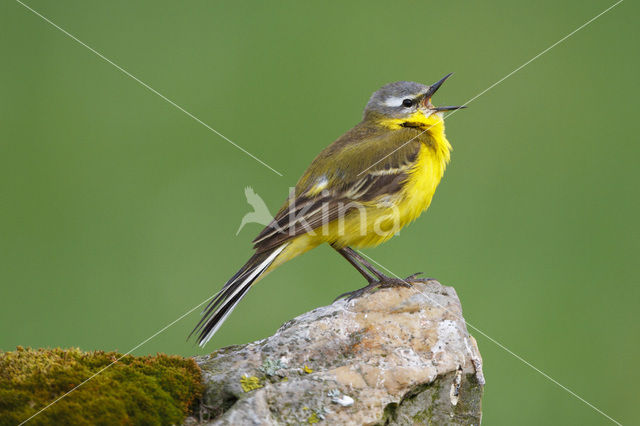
left=0, top=347, right=203, bottom=425
left=376, top=371, right=483, bottom=425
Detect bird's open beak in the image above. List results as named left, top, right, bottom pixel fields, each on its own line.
left=425, top=73, right=452, bottom=99
left=434, top=105, right=466, bottom=112
left=422, top=73, right=466, bottom=112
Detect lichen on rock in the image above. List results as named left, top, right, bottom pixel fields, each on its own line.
left=194, top=280, right=484, bottom=425
left=239, top=375, right=263, bottom=392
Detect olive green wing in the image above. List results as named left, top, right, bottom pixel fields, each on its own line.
left=252, top=128, right=421, bottom=252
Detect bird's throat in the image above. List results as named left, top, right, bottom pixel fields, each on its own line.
left=378, top=111, right=445, bottom=132
left=378, top=111, right=451, bottom=162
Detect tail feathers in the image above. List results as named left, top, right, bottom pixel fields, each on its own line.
left=191, top=244, right=287, bottom=347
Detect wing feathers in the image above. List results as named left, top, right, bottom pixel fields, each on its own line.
left=253, top=160, right=415, bottom=251
left=252, top=127, right=423, bottom=252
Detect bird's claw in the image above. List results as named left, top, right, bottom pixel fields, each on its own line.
left=334, top=283, right=379, bottom=302
left=378, top=277, right=412, bottom=289
left=404, top=272, right=436, bottom=284
left=335, top=273, right=437, bottom=302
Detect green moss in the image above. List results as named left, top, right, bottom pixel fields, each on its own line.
left=0, top=346, right=203, bottom=426
left=239, top=375, right=263, bottom=392
left=377, top=401, right=399, bottom=425
left=375, top=372, right=483, bottom=425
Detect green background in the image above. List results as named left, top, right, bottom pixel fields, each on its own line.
left=1, top=0, right=638, bottom=424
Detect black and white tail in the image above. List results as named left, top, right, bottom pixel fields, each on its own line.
left=190, top=244, right=287, bottom=347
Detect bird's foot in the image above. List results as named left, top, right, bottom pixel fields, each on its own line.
left=377, top=277, right=413, bottom=289
left=335, top=273, right=435, bottom=302
left=377, top=272, right=436, bottom=288
left=403, top=272, right=437, bottom=284
left=334, top=282, right=380, bottom=302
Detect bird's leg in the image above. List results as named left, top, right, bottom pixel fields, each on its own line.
left=345, top=247, right=436, bottom=284
left=332, top=246, right=382, bottom=301
left=333, top=245, right=377, bottom=283
left=341, top=247, right=434, bottom=286
left=340, top=247, right=393, bottom=281
left=333, top=246, right=436, bottom=301
left=332, top=246, right=419, bottom=300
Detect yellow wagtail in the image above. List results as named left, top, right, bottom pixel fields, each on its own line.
left=192, top=74, right=463, bottom=346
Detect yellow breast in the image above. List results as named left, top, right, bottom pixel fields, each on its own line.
left=399, top=124, right=451, bottom=224
left=332, top=113, right=452, bottom=249
left=266, top=111, right=452, bottom=274
left=383, top=112, right=451, bottom=227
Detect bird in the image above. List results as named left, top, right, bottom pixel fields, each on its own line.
left=235, top=186, right=274, bottom=235
left=191, top=74, right=464, bottom=346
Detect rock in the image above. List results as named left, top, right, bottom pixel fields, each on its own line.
left=193, top=280, right=484, bottom=425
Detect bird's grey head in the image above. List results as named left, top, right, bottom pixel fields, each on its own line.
left=363, top=74, right=463, bottom=120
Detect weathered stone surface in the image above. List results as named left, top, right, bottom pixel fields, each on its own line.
left=192, top=280, right=484, bottom=425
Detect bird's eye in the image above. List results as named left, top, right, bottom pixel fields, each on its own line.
left=402, top=99, right=413, bottom=108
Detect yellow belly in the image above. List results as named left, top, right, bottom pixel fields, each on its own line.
left=395, top=136, right=451, bottom=231
left=266, top=113, right=452, bottom=275
left=274, top=137, right=452, bottom=261
left=340, top=140, right=450, bottom=248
